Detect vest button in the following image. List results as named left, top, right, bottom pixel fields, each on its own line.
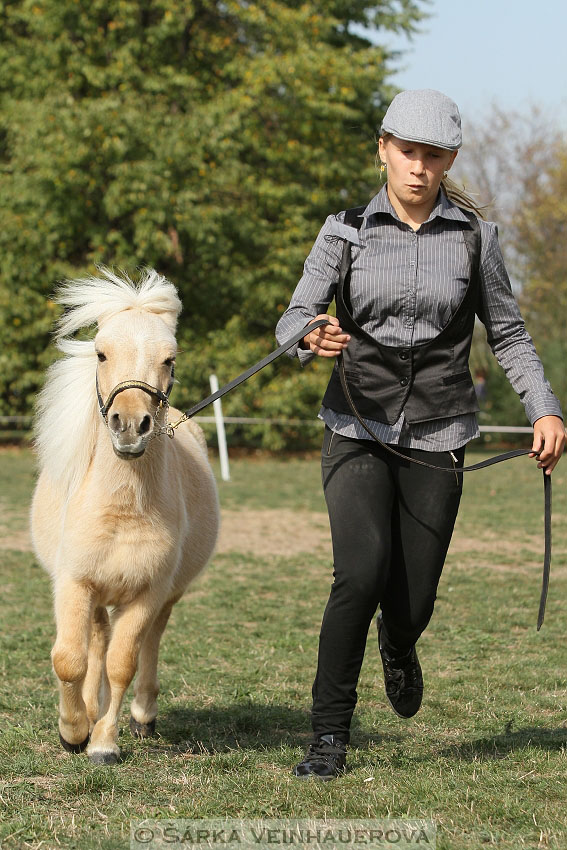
left=399, top=349, right=410, bottom=360
left=399, top=376, right=409, bottom=387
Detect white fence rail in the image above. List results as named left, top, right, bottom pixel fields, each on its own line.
left=0, top=412, right=535, bottom=487
left=0, top=415, right=534, bottom=434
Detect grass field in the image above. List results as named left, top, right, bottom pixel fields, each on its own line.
left=0, top=445, right=566, bottom=850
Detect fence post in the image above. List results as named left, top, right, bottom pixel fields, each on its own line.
left=209, top=374, right=230, bottom=481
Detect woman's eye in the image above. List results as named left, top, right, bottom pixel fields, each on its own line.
left=97, top=352, right=106, bottom=362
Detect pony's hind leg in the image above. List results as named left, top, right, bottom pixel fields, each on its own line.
left=82, top=606, right=111, bottom=731
left=52, top=580, right=94, bottom=752
left=130, top=601, right=175, bottom=738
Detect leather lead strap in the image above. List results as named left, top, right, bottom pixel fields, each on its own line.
left=538, top=473, right=552, bottom=630
left=174, top=315, right=551, bottom=629
left=179, top=319, right=331, bottom=420
left=338, top=354, right=552, bottom=630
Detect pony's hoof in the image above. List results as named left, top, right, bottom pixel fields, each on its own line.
left=130, top=715, right=156, bottom=739
left=59, top=731, right=90, bottom=753
left=88, top=750, right=120, bottom=765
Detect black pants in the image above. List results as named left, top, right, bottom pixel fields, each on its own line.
left=311, top=427, right=465, bottom=741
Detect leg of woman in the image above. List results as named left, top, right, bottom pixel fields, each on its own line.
left=311, top=428, right=396, bottom=742
left=379, top=445, right=466, bottom=657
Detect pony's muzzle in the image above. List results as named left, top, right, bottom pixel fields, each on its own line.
left=110, top=412, right=152, bottom=435
left=98, top=379, right=171, bottom=458
left=108, top=406, right=154, bottom=458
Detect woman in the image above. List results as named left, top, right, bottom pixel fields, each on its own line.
left=275, top=89, right=565, bottom=780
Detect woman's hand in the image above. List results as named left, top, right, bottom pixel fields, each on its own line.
left=300, top=315, right=350, bottom=358
left=530, top=415, right=566, bottom=474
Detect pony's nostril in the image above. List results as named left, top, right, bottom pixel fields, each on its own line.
left=139, top=414, right=152, bottom=435
left=110, top=413, right=121, bottom=433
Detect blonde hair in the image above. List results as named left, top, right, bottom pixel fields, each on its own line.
left=441, top=175, right=487, bottom=219
left=378, top=133, right=487, bottom=220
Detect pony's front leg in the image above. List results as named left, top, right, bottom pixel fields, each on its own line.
left=52, top=579, right=94, bottom=752
left=87, top=596, right=156, bottom=765
left=82, top=606, right=111, bottom=731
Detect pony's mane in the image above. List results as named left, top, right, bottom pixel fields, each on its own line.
left=35, top=268, right=182, bottom=494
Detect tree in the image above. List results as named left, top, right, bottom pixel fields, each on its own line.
left=515, top=143, right=567, bottom=411
left=452, top=106, right=566, bottom=429
left=0, top=0, right=426, bottom=446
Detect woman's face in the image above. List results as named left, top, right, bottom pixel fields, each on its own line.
left=378, top=135, right=457, bottom=218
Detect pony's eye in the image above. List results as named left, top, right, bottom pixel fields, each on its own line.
left=97, top=351, right=107, bottom=363
left=163, top=358, right=175, bottom=367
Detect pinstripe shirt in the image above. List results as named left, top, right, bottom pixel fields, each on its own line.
left=276, top=186, right=562, bottom=450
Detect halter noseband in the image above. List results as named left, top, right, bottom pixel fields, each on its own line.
left=96, top=375, right=173, bottom=425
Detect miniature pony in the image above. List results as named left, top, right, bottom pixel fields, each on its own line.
left=31, top=268, right=219, bottom=764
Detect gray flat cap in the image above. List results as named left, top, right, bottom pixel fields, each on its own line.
left=381, top=89, right=462, bottom=150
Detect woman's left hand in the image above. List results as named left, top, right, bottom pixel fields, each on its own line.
left=530, top=415, right=566, bottom=474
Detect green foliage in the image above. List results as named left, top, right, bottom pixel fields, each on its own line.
left=0, top=0, right=426, bottom=441
left=516, top=144, right=567, bottom=415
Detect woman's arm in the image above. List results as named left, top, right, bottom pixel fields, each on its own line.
left=275, top=214, right=347, bottom=363
left=477, top=221, right=565, bottom=472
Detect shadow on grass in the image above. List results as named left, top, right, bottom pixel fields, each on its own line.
left=136, top=703, right=403, bottom=754
left=441, top=724, right=567, bottom=760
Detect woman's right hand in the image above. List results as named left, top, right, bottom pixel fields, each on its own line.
left=300, top=315, right=351, bottom=358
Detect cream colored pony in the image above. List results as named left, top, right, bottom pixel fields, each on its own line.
left=31, top=268, right=219, bottom=765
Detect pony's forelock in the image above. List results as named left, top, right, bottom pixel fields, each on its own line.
left=55, top=267, right=182, bottom=339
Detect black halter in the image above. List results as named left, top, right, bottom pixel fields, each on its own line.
left=96, top=375, right=173, bottom=424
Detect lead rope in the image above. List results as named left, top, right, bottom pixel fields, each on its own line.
left=337, top=354, right=552, bottom=630
left=159, top=317, right=551, bottom=630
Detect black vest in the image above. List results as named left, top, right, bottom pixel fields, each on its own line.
left=321, top=205, right=482, bottom=425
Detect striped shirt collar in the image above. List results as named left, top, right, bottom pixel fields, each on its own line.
left=361, top=185, right=471, bottom=226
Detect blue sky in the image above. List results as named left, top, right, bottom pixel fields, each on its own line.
left=375, top=0, right=567, bottom=130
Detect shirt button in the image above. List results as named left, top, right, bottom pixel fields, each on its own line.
left=400, top=377, right=409, bottom=387
left=399, top=349, right=410, bottom=360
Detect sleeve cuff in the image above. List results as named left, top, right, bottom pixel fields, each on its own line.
left=526, top=395, right=564, bottom=426
left=298, top=347, right=316, bottom=367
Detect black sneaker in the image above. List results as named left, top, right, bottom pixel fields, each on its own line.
left=293, top=734, right=347, bottom=780
left=378, top=616, right=423, bottom=719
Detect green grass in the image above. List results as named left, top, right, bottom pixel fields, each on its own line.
left=0, top=447, right=566, bottom=850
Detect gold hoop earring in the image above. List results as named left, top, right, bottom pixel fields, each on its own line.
left=380, top=163, right=386, bottom=173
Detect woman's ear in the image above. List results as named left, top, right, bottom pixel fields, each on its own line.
left=378, top=135, right=387, bottom=165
